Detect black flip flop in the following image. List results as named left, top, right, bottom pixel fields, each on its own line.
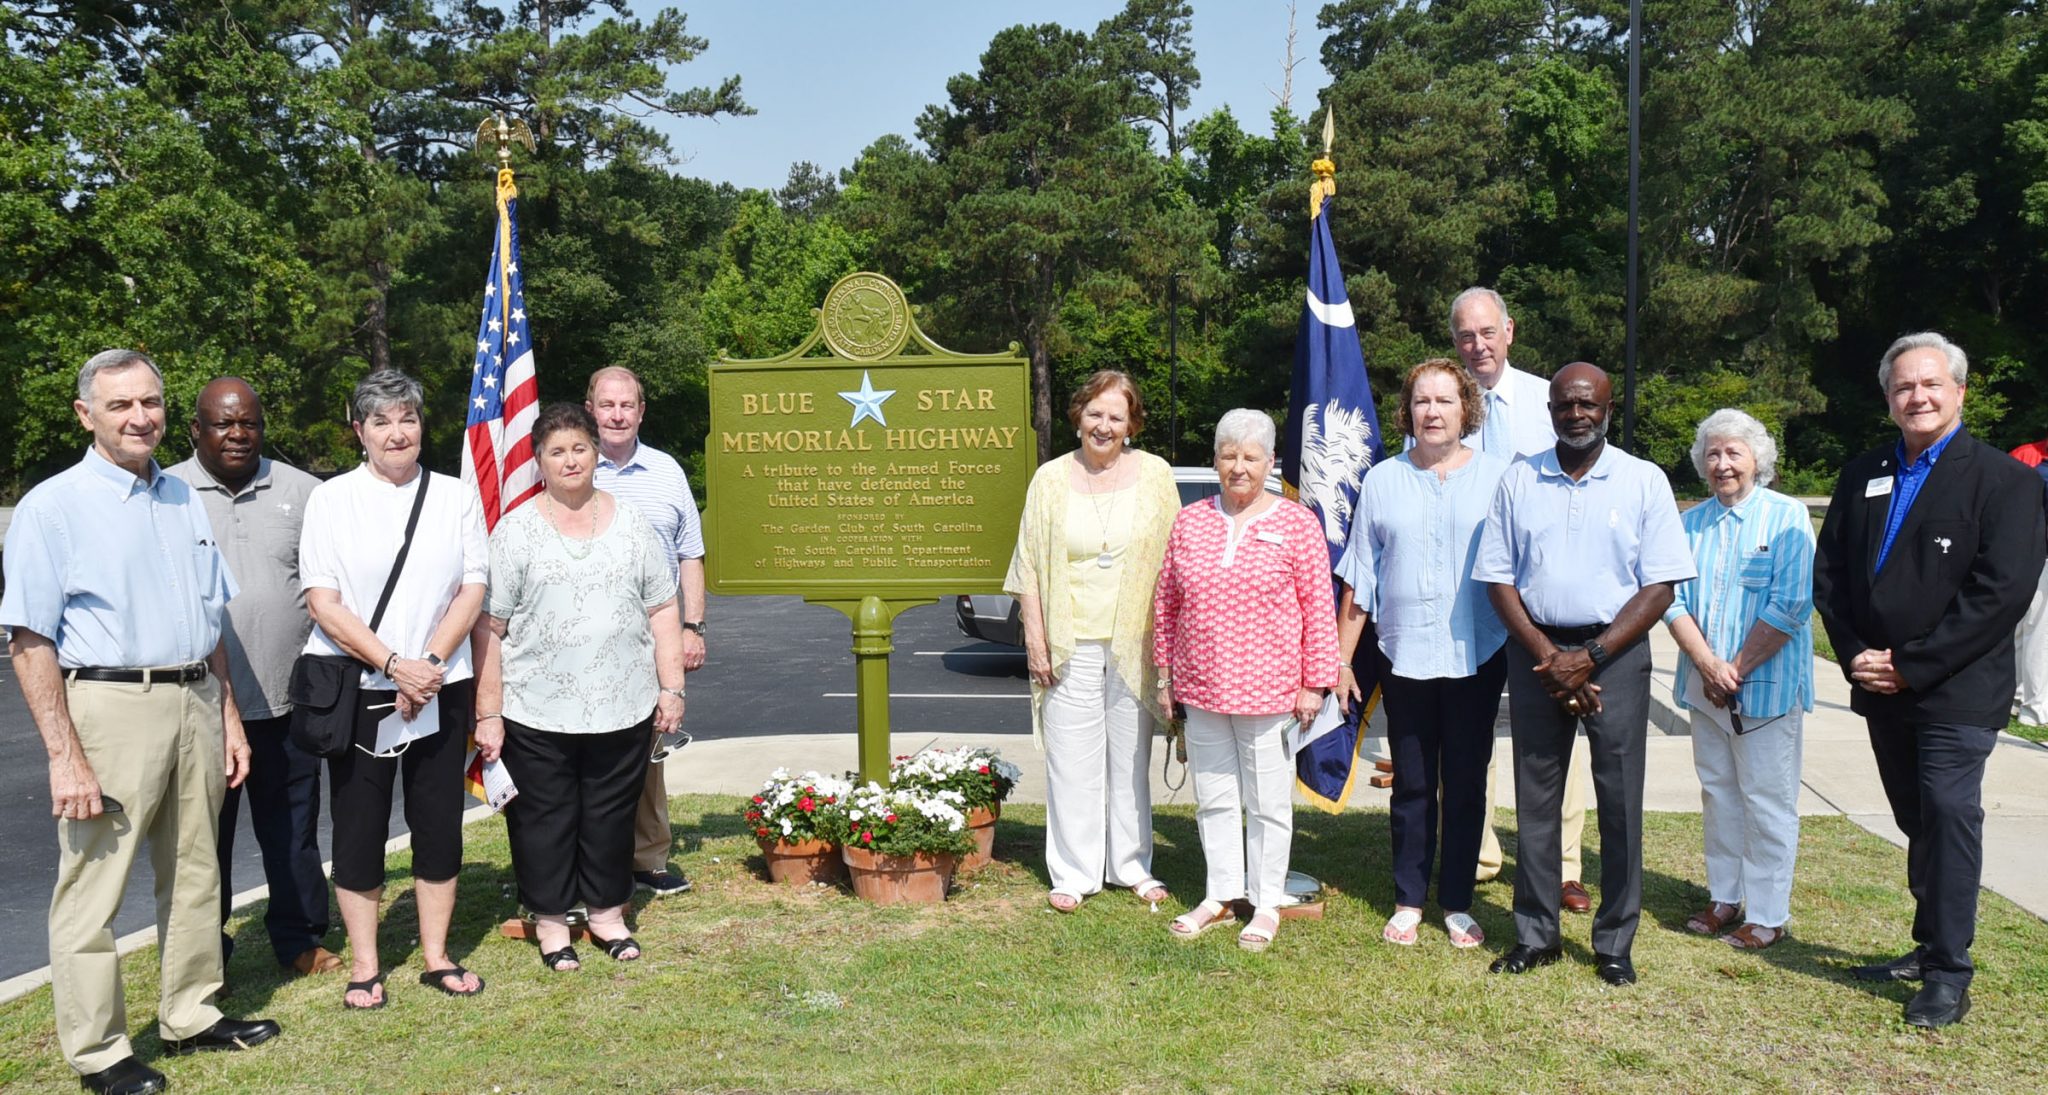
left=343, top=971, right=387, bottom=1010
left=540, top=946, right=580, bottom=972
left=595, top=935, right=642, bottom=961
left=418, top=966, right=486, bottom=996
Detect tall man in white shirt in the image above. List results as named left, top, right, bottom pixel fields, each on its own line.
left=587, top=366, right=707, bottom=896
left=1450, top=287, right=1595, bottom=915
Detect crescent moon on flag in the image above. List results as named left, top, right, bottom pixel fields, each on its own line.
left=1306, top=289, right=1355, bottom=329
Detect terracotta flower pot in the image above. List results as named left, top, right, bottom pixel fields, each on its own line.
left=841, top=844, right=956, bottom=905
left=757, top=836, right=847, bottom=886
left=962, top=804, right=1001, bottom=869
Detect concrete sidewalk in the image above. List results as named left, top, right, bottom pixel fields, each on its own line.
left=661, top=628, right=2048, bottom=923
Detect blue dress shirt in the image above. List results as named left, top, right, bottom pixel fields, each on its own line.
left=1663, top=486, right=1815, bottom=718
left=1473, top=442, right=1696, bottom=627
left=594, top=441, right=705, bottom=564
left=1335, top=450, right=1510, bottom=679
left=1875, top=423, right=1961, bottom=574
left=1, top=447, right=237, bottom=668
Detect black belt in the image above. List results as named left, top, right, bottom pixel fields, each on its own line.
left=65, top=663, right=209, bottom=685
left=1536, top=623, right=1607, bottom=644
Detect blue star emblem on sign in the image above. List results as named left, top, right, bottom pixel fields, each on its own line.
left=838, top=370, right=896, bottom=428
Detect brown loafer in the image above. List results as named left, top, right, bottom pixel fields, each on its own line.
left=1561, top=880, right=1592, bottom=914
left=291, top=946, right=344, bottom=975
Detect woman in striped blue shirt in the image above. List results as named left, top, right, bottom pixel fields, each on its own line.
left=1661, top=409, right=1814, bottom=951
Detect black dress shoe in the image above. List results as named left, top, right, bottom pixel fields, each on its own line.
left=161, top=1016, right=282, bottom=1055
left=1850, top=948, right=1924, bottom=983
left=1488, top=943, right=1563, bottom=974
left=1595, top=952, right=1638, bottom=986
left=79, top=1056, right=165, bottom=1095
left=1904, top=982, right=1971, bottom=1028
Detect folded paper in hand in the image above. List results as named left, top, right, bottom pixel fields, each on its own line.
left=1283, top=691, right=1348, bottom=758
left=464, top=751, right=519, bottom=811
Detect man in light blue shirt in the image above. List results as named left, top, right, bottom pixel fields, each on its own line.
left=1450, top=286, right=1594, bottom=910
left=587, top=365, right=705, bottom=898
left=2, top=350, right=281, bottom=1092
left=1474, top=362, right=1694, bottom=987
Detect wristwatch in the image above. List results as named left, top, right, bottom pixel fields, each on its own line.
left=424, top=652, right=446, bottom=668
left=1583, top=640, right=1609, bottom=668
left=681, top=621, right=706, bottom=635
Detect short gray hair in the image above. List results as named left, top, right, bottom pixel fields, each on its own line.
left=77, top=349, right=163, bottom=403
left=349, top=369, right=424, bottom=424
left=1879, top=332, right=1968, bottom=392
left=1448, top=287, right=1510, bottom=338
left=1688, top=408, right=1779, bottom=487
left=1213, top=408, right=1276, bottom=457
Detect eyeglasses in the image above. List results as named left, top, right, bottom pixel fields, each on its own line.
left=99, top=795, right=125, bottom=815
left=650, top=730, right=692, bottom=764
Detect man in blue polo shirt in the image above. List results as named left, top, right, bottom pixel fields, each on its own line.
left=587, top=365, right=706, bottom=896
left=3, top=350, right=282, bottom=1095
left=1474, top=362, right=1695, bottom=986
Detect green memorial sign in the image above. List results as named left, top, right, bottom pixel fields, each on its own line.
left=707, top=272, right=1035, bottom=780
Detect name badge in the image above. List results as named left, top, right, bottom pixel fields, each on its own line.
left=1256, top=531, right=1285, bottom=545
left=1864, top=476, right=1893, bottom=499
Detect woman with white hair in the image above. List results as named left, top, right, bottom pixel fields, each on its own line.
left=1661, top=408, right=1815, bottom=950
left=1154, top=409, right=1340, bottom=952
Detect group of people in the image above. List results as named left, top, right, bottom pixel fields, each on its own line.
left=1004, top=290, right=2041, bottom=1034
left=3, top=356, right=709, bottom=1094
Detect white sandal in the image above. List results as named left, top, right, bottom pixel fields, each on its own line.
left=1443, top=911, right=1485, bottom=949
left=1238, top=907, right=1280, bottom=952
left=1169, top=899, right=1231, bottom=938
left=1383, top=908, right=1422, bottom=946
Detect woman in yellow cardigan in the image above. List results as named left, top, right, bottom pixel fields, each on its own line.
left=1005, top=370, right=1182, bottom=912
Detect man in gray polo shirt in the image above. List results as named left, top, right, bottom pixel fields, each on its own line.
left=167, top=378, right=335, bottom=978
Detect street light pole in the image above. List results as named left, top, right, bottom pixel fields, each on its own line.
left=1167, top=271, right=1181, bottom=464
left=1622, top=0, right=1642, bottom=451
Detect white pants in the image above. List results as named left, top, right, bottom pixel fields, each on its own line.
left=1042, top=642, right=1154, bottom=896
left=1184, top=706, right=1294, bottom=908
left=2015, top=564, right=2048, bottom=724
left=1691, top=707, right=1804, bottom=928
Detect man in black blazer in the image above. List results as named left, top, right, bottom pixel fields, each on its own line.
left=1814, top=331, right=2046, bottom=1029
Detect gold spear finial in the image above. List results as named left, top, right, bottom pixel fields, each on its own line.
left=1309, top=105, right=1336, bottom=220
left=474, top=111, right=536, bottom=171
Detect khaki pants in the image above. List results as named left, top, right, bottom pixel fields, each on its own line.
left=631, top=728, right=671, bottom=873
left=52, top=674, right=226, bottom=1075
left=1477, top=734, right=1590, bottom=883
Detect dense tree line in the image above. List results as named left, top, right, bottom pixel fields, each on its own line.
left=7, top=0, right=2048, bottom=500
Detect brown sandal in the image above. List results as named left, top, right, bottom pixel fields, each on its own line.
left=1721, top=923, right=1786, bottom=950
left=1685, top=902, right=1742, bottom=935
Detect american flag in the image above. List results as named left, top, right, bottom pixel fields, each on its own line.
left=463, top=171, right=541, bottom=531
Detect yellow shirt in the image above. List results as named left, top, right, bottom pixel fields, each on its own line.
left=1066, top=482, right=1136, bottom=640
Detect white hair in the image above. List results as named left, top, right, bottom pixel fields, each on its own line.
left=1689, top=408, right=1779, bottom=487
left=77, top=349, right=163, bottom=403
left=349, top=369, right=424, bottom=424
left=1448, top=287, right=1510, bottom=338
left=1879, top=331, right=1968, bottom=392
left=1213, top=408, right=1276, bottom=457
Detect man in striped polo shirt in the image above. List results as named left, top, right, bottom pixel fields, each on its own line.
left=587, top=366, right=707, bottom=897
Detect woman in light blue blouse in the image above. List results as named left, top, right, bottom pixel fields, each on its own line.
left=1335, top=359, right=1511, bottom=949
left=1661, top=409, right=1814, bottom=950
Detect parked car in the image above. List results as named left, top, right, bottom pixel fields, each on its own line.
left=953, top=467, right=1284, bottom=647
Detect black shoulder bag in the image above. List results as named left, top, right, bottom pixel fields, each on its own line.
left=287, top=472, right=432, bottom=757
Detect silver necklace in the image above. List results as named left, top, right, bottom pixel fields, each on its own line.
left=546, top=493, right=599, bottom=561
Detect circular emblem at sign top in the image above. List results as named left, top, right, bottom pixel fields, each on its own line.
left=821, top=272, right=912, bottom=361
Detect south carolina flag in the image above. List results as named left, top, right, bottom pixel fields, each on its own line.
left=1280, top=188, right=1385, bottom=814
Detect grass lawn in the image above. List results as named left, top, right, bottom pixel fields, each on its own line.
left=2007, top=718, right=2048, bottom=745
left=5, top=798, right=2047, bottom=1093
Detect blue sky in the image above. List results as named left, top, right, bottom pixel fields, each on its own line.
left=628, top=1, right=1332, bottom=190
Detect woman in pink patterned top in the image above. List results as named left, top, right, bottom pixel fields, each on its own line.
left=1154, top=409, right=1341, bottom=951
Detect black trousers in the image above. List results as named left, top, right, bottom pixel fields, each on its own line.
left=326, top=680, right=473, bottom=892
left=218, top=714, right=330, bottom=965
left=1505, top=635, right=1650, bottom=956
left=1380, top=650, right=1507, bottom=911
left=503, top=716, right=652, bottom=915
left=1865, top=716, right=1997, bottom=987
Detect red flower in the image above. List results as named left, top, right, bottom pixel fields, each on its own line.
left=804, top=785, right=815, bottom=793
left=799, top=797, right=815, bottom=813
left=977, top=764, right=990, bottom=774
left=755, top=827, right=771, bottom=838
left=885, top=813, right=898, bottom=823
left=860, top=830, right=873, bottom=844
left=751, top=795, right=764, bottom=804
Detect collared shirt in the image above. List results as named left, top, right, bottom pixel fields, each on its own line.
left=1335, top=450, right=1510, bottom=679
left=166, top=456, right=321, bottom=719
left=593, top=440, right=704, bottom=567
left=1473, top=443, right=1696, bottom=627
left=1875, top=423, right=1961, bottom=573
left=1663, top=486, right=1815, bottom=718
left=1, top=447, right=236, bottom=668
left=1471, top=361, right=1557, bottom=461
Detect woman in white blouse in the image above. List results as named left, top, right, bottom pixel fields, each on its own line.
left=472, top=403, right=688, bottom=972
left=299, top=370, right=488, bottom=1008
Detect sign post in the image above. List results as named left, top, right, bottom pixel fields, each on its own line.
left=706, top=273, right=1036, bottom=783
